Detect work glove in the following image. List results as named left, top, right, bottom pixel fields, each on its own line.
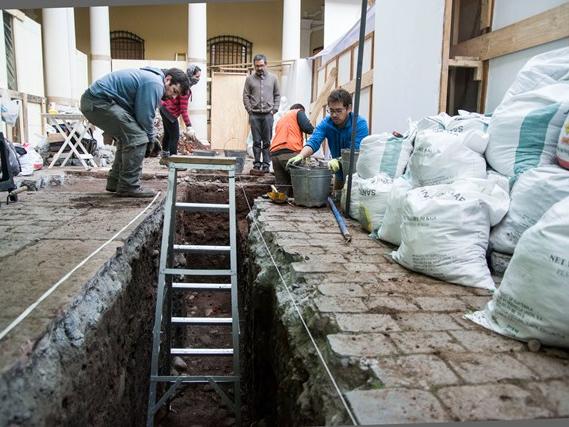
left=184, top=127, right=196, bottom=139
left=286, top=154, right=304, bottom=169
left=328, top=158, right=341, bottom=173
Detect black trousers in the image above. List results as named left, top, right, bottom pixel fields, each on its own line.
left=249, top=112, right=273, bottom=168
left=160, top=109, right=180, bottom=155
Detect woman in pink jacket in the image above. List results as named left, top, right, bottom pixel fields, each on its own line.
left=157, top=65, right=201, bottom=156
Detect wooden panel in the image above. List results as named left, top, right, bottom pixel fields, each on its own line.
left=352, top=35, right=374, bottom=75
left=338, top=51, right=352, bottom=86
left=210, top=72, right=249, bottom=151
left=451, top=2, right=569, bottom=61
left=357, top=86, right=371, bottom=123
left=439, top=0, right=453, bottom=113
left=339, top=69, right=374, bottom=94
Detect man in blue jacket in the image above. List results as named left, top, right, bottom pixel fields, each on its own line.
left=286, top=88, right=369, bottom=189
left=80, top=67, right=189, bottom=197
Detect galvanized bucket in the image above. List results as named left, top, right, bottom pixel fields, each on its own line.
left=289, top=165, right=332, bottom=207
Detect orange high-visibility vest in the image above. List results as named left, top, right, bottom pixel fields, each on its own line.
left=270, top=109, right=304, bottom=153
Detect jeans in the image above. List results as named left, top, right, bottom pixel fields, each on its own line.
left=249, top=112, right=273, bottom=169
left=160, top=109, right=180, bottom=155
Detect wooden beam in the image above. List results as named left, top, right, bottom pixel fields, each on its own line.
left=339, top=69, right=374, bottom=94
left=448, top=57, right=484, bottom=81
left=439, top=0, right=454, bottom=113
left=451, top=2, right=569, bottom=61
left=309, top=67, right=337, bottom=125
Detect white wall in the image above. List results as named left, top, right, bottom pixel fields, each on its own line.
left=111, top=59, right=187, bottom=72
left=372, top=0, right=445, bottom=133
left=324, top=0, right=360, bottom=48
left=486, top=0, right=569, bottom=112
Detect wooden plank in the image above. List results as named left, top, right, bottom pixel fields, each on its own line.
left=448, top=57, right=483, bottom=80
left=309, top=67, right=338, bottom=125
left=166, top=155, right=236, bottom=166
left=210, top=72, right=249, bottom=151
left=21, top=94, right=29, bottom=143
left=439, top=0, right=454, bottom=113
left=480, top=0, right=494, bottom=32
left=339, top=69, right=374, bottom=94
left=451, top=3, right=569, bottom=61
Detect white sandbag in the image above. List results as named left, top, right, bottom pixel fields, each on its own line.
left=416, top=112, right=452, bottom=132
left=446, top=110, right=490, bottom=136
left=377, top=177, right=412, bottom=245
left=356, top=124, right=416, bottom=179
left=467, top=197, right=569, bottom=348
left=490, top=165, right=569, bottom=254
left=486, top=47, right=569, bottom=177
left=356, top=173, right=393, bottom=233
left=557, top=114, right=569, bottom=169
left=341, top=173, right=364, bottom=220
left=392, top=178, right=510, bottom=290
left=408, top=129, right=487, bottom=187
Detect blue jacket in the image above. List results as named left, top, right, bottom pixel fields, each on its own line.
left=305, top=113, right=369, bottom=180
left=88, top=66, right=164, bottom=140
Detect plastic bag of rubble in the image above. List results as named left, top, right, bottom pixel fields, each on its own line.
left=557, top=113, right=569, bottom=169
left=356, top=122, right=416, bottom=180
left=486, top=46, right=569, bottom=177
left=446, top=110, right=491, bottom=154
left=377, top=176, right=412, bottom=245
left=490, top=165, right=569, bottom=254
left=391, top=177, right=510, bottom=290
left=407, top=129, right=487, bottom=187
left=0, top=96, right=20, bottom=126
left=416, top=112, right=452, bottom=132
left=467, top=196, right=569, bottom=347
left=350, top=173, right=393, bottom=233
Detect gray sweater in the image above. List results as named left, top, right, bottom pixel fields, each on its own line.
left=242, top=71, right=280, bottom=114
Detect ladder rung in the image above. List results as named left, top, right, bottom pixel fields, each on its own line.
left=78, top=154, right=94, bottom=159
left=176, top=202, right=230, bottom=212
left=172, top=317, right=232, bottom=324
left=171, top=348, right=234, bottom=356
left=151, top=375, right=239, bottom=383
left=164, top=268, right=234, bottom=276
left=173, top=244, right=231, bottom=253
left=172, top=282, right=232, bottom=290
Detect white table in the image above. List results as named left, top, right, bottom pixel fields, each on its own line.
left=43, top=113, right=98, bottom=169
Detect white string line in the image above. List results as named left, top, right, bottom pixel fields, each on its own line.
left=239, top=185, right=358, bottom=426
left=0, top=192, right=162, bottom=342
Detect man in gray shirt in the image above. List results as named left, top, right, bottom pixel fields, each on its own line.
left=243, top=54, right=280, bottom=175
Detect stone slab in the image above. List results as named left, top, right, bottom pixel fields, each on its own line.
left=327, top=333, right=399, bottom=358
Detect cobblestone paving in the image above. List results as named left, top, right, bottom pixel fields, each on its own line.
left=254, top=199, right=569, bottom=424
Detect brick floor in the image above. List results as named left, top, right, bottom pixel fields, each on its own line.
left=253, top=199, right=569, bottom=424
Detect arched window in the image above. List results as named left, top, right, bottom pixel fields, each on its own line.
left=207, top=35, right=252, bottom=67
left=110, top=31, right=145, bottom=60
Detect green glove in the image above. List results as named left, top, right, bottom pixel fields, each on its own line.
left=328, top=158, right=341, bottom=173
left=286, top=154, right=304, bottom=169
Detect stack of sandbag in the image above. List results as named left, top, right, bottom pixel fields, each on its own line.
left=557, top=114, right=569, bottom=169
left=486, top=46, right=569, bottom=177
left=466, top=197, right=569, bottom=348
left=391, top=177, right=510, bottom=290
left=356, top=123, right=416, bottom=179
left=377, top=176, right=412, bottom=245
left=341, top=173, right=393, bottom=233
left=490, top=165, right=569, bottom=254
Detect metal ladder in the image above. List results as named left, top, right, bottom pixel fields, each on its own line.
left=146, top=155, right=240, bottom=426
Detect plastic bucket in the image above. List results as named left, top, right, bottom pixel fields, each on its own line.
left=289, top=165, right=332, bottom=207
left=224, top=150, right=246, bottom=174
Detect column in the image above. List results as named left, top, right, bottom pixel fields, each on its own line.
left=42, top=8, right=74, bottom=105
left=324, top=0, right=360, bottom=48
left=187, top=3, right=208, bottom=141
left=89, top=6, right=112, bottom=82
left=67, top=8, right=78, bottom=100
left=282, top=0, right=301, bottom=61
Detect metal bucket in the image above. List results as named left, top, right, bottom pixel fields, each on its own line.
left=224, top=150, right=246, bottom=174
left=289, top=165, right=332, bottom=207
left=340, top=148, right=359, bottom=178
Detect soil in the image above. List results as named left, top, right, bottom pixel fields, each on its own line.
left=158, top=178, right=271, bottom=427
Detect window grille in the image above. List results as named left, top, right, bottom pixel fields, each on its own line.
left=3, top=12, right=17, bottom=91
left=110, top=31, right=145, bottom=60
left=207, top=35, right=252, bottom=67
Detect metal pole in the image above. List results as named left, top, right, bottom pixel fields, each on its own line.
left=345, top=0, right=369, bottom=218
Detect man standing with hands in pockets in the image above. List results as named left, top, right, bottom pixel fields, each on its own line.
left=243, top=54, right=280, bottom=175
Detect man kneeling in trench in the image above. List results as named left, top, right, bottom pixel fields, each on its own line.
left=80, top=67, right=189, bottom=198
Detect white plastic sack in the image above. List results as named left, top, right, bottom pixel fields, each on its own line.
left=408, top=129, right=487, bottom=187
left=446, top=110, right=490, bottom=136
left=377, top=177, right=412, bottom=245
left=356, top=124, right=416, bottom=179
left=557, top=114, right=569, bottom=169
left=0, top=97, right=20, bottom=126
left=356, top=173, right=393, bottom=233
left=392, top=178, right=510, bottom=290
left=341, top=173, right=364, bottom=220
left=490, top=165, right=569, bottom=254
left=416, top=112, right=452, bottom=132
left=467, top=197, right=569, bottom=347
left=486, top=47, right=569, bottom=177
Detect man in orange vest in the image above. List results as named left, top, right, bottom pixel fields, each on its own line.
left=270, top=103, right=314, bottom=196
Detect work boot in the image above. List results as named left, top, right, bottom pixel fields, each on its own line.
left=116, top=187, right=157, bottom=198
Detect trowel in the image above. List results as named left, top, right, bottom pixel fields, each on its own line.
left=267, top=185, right=288, bottom=204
